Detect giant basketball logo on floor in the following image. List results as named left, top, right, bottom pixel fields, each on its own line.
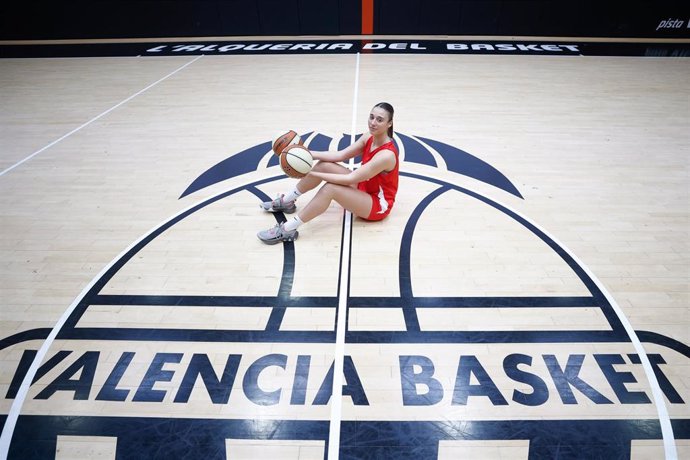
left=1, top=132, right=687, bottom=458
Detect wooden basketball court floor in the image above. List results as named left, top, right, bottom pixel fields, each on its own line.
left=0, top=38, right=688, bottom=459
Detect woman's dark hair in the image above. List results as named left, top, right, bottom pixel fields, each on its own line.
left=374, top=102, right=394, bottom=138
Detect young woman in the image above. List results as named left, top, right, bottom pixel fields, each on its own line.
left=258, top=102, right=398, bottom=244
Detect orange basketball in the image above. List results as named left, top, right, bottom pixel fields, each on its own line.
left=272, top=130, right=301, bottom=156
left=280, top=145, right=313, bottom=179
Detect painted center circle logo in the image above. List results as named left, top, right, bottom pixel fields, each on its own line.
left=2, top=133, right=687, bottom=459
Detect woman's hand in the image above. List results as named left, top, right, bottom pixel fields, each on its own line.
left=308, top=149, right=396, bottom=186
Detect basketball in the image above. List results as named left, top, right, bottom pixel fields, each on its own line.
left=272, top=130, right=301, bottom=156
left=280, top=144, right=313, bottom=178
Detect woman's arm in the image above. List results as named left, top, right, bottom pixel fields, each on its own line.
left=310, top=134, right=370, bottom=163
left=308, top=149, right=396, bottom=186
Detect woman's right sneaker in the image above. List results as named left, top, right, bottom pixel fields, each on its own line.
left=260, top=194, right=296, bottom=213
left=257, top=223, right=299, bottom=244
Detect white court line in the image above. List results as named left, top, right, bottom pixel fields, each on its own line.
left=504, top=199, right=677, bottom=459
left=419, top=168, right=678, bottom=460
left=0, top=54, right=205, bottom=459
left=557, top=243, right=678, bottom=459
left=0, top=54, right=204, bottom=178
left=327, top=51, right=360, bottom=460
left=0, top=183, right=215, bottom=457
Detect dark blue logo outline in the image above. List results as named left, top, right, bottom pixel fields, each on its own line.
left=2, top=134, right=688, bottom=459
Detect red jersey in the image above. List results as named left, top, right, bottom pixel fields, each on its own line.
left=357, top=136, right=399, bottom=221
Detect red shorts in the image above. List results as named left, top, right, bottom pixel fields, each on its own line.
left=363, top=193, right=392, bottom=221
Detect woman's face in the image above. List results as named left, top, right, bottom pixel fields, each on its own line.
left=368, top=107, right=392, bottom=136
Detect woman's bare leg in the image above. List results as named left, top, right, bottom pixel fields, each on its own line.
left=295, top=161, right=350, bottom=194
left=298, top=183, right=372, bottom=222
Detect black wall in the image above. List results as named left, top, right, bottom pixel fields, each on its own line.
left=1, top=0, right=361, bottom=39
left=376, top=0, right=690, bottom=38
left=2, top=0, right=688, bottom=40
